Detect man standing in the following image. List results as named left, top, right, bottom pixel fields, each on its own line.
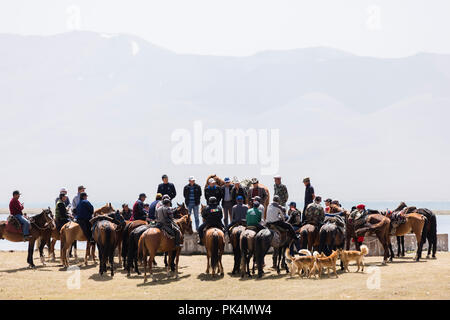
left=71, top=185, right=86, bottom=215
left=204, top=178, right=222, bottom=204
left=302, top=177, right=315, bottom=222
left=248, top=178, right=267, bottom=209
left=157, top=174, right=177, bottom=200
left=221, top=177, right=234, bottom=226
left=74, top=192, right=94, bottom=243
left=273, top=175, right=288, bottom=206
left=9, top=190, right=31, bottom=240
left=231, top=177, right=247, bottom=205
left=148, top=193, right=163, bottom=221
left=183, top=177, right=202, bottom=230
left=132, top=193, right=148, bottom=221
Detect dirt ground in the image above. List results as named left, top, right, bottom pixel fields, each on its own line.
left=0, top=250, right=449, bottom=300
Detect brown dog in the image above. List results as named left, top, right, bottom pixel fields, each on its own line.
left=285, top=248, right=315, bottom=278
left=338, top=245, right=369, bottom=272
left=311, top=250, right=339, bottom=278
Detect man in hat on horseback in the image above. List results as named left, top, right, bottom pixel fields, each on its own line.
left=9, top=190, right=31, bottom=240
left=55, top=193, right=72, bottom=231
left=156, top=197, right=183, bottom=248
left=197, top=196, right=224, bottom=245
left=74, top=192, right=94, bottom=243
left=225, top=195, right=248, bottom=234
left=302, top=196, right=325, bottom=227
left=71, top=185, right=86, bottom=215
left=266, top=195, right=299, bottom=240
left=246, top=201, right=265, bottom=232
left=132, top=193, right=148, bottom=221
left=148, top=193, right=163, bottom=221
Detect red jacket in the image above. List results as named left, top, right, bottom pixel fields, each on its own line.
left=9, top=198, right=23, bottom=215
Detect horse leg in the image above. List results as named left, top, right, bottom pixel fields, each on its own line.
left=396, top=236, right=401, bottom=257
left=175, top=249, right=180, bottom=279
left=143, top=254, right=148, bottom=283
left=416, top=225, right=426, bottom=262
left=91, top=243, right=97, bottom=264
left=276, top=248, right=281, bottom=274
left=27, top=239, right=36, bottom=268
left=51, top=239, right=57, bottom=262
left=84, top=242, right=90, bottom=266
left=206, top=251, right=210, bottom=274
left=73, top=241, right=78, bottom=258
left=388, top=240, right=394, bottom=262
left=38, top=237, right=46, bottom=266
left=109, top=246, right=115, bottom=277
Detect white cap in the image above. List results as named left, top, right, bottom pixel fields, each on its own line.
left=60, top=187, right=68, bottom=193
left=208, top=178, right=215, bottom=184
left=189, top=176, right=195, bottom=181
left=273, top=175, right=281, bottom=179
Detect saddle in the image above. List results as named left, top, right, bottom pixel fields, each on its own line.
left=267, top=224, right=287, bottom=247
left=5, top=215, right=24, bottom=234
left=152, top=222, right=177, bottom=239
left=349, top=210, right=368, bottom=229
left=390, top=210, right=407, bottom=228
left=246, top=225, right=258, bottom=232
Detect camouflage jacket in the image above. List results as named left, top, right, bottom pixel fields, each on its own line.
left=273, top=183, right=289, bottom=206
left=304, top=202, right=325, bottom=225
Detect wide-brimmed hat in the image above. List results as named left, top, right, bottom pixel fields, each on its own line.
left=251, top=178, right=259, bottom=184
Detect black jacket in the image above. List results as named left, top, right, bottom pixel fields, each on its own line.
left=183, top=183, right=202, bottom=206
left=204, top=186, right=223, bottom=204
left=220, top=185, right=234, bottom=205
left=157, top=182, right=177, bottom=200
left=201, top=205, right=224, bottom=227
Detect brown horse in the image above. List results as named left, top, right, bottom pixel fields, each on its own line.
left=204, top=227, right=225, bottom=276
left=239, top=228, right=257, bottom=278
left=299, top=224, right=320, bottom=252
left=230, top=224, right=246, bottom=274
left=387, top=212, right=426, bottom=261
left=354, top=214, right=391, bottom=265
left=121, top=219, right=148, bottom=268
left=139, top=213, right=193, bottom=282
left=91, top=216, right=118, bottom=276
left=0, top=208, right=55, bottom=268
left=93, top=203, right=115, bottom=216
left=60, top=220, right=96, bottom=268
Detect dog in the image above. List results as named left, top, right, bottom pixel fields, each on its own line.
left=338, top=245, right=369, bottom=272
left=285, top=248, right=315, bottom=278
left=310, top=250, right=339, bottom=278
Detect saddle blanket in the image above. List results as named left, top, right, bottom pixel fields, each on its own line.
left=5, top=215, right=24, bottom=234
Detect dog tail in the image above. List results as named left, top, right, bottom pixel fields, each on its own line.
left=285, top=247, right=294, bottom=261
left=313, top=251, right=320, bottom=258
left=360, top=245, right=369, bottom=256
left=298, top=249, right=311, bottom=256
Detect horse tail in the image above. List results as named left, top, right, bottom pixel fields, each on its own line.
left=319, top=227, right=328, bottom=253
left=137, top=233, right=146, bottom=263
left=254, top=230, right=272, bottom=271
left=360, top=245, right=369, bottom=256
left=211, top=231, right=219, bottom=270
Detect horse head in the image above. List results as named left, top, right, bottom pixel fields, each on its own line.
left=178, top=213, right=193, bottom=235
left=36, top=208, right=56, bottom=230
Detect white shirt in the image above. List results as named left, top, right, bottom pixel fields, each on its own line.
left=266, top=203, right=284, bottom=223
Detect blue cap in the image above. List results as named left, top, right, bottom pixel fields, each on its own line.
left=289, top=201, right=296, bottom=208
left=224, top=177, right=230, bottom=182
left=236, top=195, right=243, bottom=200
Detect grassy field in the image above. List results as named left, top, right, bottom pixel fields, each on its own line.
left=0, top=250, right=449, bottom=300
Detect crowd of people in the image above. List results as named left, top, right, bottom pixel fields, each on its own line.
left=8, top=175, right=364, bottom=245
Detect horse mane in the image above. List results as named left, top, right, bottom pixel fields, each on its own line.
left=394, top=202, right=407, bottom=212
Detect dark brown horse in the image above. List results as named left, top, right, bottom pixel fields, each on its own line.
left=121, top=219, right=148, bottom=268
left=139, top=213, right=193, bottom=282
left=0, top=208, right=55, bottom=268
left=91, top=216, right=118, bottom=276
left=299, top=224, right=320, bottom=252
left=229, top=224, right=246, bottom=274
left=239, top=228, right=257, bottom=278
left=204, top=227, right=225, bottom=276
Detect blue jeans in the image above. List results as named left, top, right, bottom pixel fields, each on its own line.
left=188, top=203, right=200, bottom=230
left=15, top=214, right=30, bottom=236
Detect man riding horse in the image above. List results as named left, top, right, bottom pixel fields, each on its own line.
left=9, top=190, right=31, bottom=240
left=302, top=196, right=325, bottom=228
left=225, top=195, right=248, bottom=235
left=197, top=196, right=225, bottom=245
left=266, top=195, right=299, bottom=240
left=155, top=195, right=183, bottom=248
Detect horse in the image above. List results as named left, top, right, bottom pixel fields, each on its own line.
left=319, top=216, right=346, bottom=256
left=393, top=203, right=437, bottom=259
left=353, top=213, right=391, bottom=265
left=60, top=220, right=96, bottom=268
left=299, top=223, right=320, bottom=252
left=229, top=224, right=246, bottom=274
left=139, top=213, right=193, bottom=282
left=93, top=203, right=115, bottom=217
left=204, top=227, right=225, bottom=276
left=0, top=208, right=55, bottom=268
left=121, top=219, right=148, bottom=269
left=385, top=211, right=426, bottom=262
left=126, top=224, right=152, bottom=276
left=91, top=215, right=118, bottom=276
left=254, top=226, right=291, bottom=278
left=239, top=227, right=257, bottom=278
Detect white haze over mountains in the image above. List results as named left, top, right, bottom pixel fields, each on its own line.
left=0, top=31, right=449, bottom=207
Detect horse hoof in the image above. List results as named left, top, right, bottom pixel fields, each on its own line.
left=426, top=255, right=430, bottom=259
left=432, top=256, right=437, bottom=259
left=381, top=261, right=387, bottom=266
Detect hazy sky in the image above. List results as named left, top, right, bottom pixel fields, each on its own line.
left=1, top=0, right=450, bottom=57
